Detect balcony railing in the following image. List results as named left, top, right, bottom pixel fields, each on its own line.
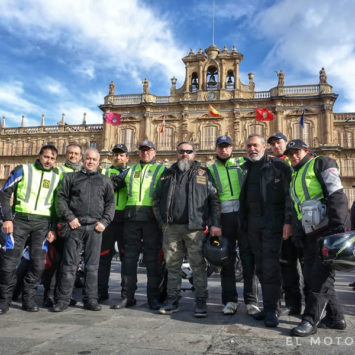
left=1, top=124, right=103, bottom=135
left=334, top=113, right=355, bottom=121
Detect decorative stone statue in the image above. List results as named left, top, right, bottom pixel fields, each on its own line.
left=142, top=78, right=149, bottom=94
left=109, top=81, right=115, bottom=95
left=319, top=67, right=327, bottom=84
left=277, top=70, right=284, bottom=86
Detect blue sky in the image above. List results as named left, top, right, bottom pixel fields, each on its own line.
left=1, top=0, right=355, bottom=127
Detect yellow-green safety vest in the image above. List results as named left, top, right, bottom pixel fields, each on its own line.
left=209, top=157, right=245, bottom=213
left=58, top=164, right=78, bottom=180
left=15, top=164, right=60, bottom=217
left=125, top=163, right=165, bottom=207
left=290, top=157, right=324, bottom=220
left=101, top=167, right=128, bottom=211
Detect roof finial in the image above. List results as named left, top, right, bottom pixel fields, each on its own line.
left=21, top=115, right=25, bottom=127
left=41, top=114, right=45, bottom=126
left=83, top=112, right=87, bottom=125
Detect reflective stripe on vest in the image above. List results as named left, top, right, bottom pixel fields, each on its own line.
left=15, top=164, right=60, bottom=216
left=58, top=165, right=76, bottom=180
left=125, top=163, right=165, bottom=207
left=101, top=167, right=127, bottom=211
left=290, top=157, right=324, bottom=220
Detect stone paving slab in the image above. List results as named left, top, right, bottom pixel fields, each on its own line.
left=0, top=261, right=354, bottom=354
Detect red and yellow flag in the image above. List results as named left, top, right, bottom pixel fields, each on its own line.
left=256, top=108, right=274, bottom=121
left=209, top=104, right=221, bottom=117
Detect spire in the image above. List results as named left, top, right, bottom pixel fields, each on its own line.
left=21, top=115, right=25, bottom=127
left=60, top=113, right=65, bottom=125
left=2, top=116, right=5, bottom=128
left=41, top=114, right=45, bottom=126
left=82, top=112, right=87, bottom=125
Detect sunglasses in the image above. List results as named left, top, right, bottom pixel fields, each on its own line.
left=177, top=149, right=194, bottom=154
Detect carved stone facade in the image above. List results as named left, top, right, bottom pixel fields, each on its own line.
left=1, top=45, right=355, bottom=205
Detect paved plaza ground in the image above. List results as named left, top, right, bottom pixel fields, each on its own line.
left=0, top=260, right=354, bottom=354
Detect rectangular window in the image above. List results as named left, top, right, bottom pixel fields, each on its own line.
left=3, top=165, right=10, bottom=178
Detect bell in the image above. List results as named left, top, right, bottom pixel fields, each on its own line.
left=192, top=77, right=198, bottom=88
left=227, top=75, right=233, bottom=84
left=207, top=74, right=217, bottom=87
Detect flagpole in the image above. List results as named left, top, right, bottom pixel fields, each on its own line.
left=212, top=0, right=215, bottom=45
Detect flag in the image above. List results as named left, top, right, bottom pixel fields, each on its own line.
left=160, top=115, right=166, bottom=133
left=256, top=108, right=274, bottom=121
left=209, top=104, right=221, bottom=117
left=105, top=112, right=121, bottom=125
left=299, top=109, right=305, bottom=128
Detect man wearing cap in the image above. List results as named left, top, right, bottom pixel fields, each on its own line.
left=238, top=134, right=292, bottom=327
left=111, top=140, right=166, bottom=310
left=268, top=133, right=302, bottom=316
left=207, top=136, right=248, bottom=315
left=285, top=139, right=348, bottom=336
left=97, top=144, right=129, bottom=302
left=153, top=141, right=221, bottom=318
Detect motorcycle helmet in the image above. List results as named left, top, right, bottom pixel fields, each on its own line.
left=321, top=231, right=355, bottom=271
left=203, top=234, right=229, bottom=267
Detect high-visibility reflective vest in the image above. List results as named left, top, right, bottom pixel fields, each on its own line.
left=101, top=167, right=127, bottom=211
left=15, top=164, right=60, bottom=217
left=125, top=163, right=165, bottom=207
left=58, top=164, right=79, bottom=180
left=290, top=157, right=324, bottom=220
left=209, top=157, right=245, bottom=213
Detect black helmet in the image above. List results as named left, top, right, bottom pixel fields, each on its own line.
left=321, top=231, right=355, bottom=271
left=203, top=235, right=229, bottom=266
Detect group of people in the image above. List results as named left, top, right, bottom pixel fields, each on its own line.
left=0, top=130, right=350, bottom=338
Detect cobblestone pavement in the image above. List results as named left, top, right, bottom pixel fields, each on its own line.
left=0, top=260, right=354, bottom=355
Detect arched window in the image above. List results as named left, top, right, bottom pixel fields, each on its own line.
left=121, top=128, right=134, bottom=152
left=191, top=72, right=199, bottom=92
left=226, top=70, right=235, bottom=90
left=248, top=124, right=265, bottom=138
left=201, top=126, right=217, bottom=150
left=158, top=127, right=174, bottom=151
left=206, top=66, right=218, bottom=91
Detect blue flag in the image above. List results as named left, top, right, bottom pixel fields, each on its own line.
left=299, top=109, right=305, bottom=128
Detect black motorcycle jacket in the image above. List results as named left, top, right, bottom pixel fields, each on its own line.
left=56, top=168, right=115, bottom=227
left=153, top=161, right=220, bottom=230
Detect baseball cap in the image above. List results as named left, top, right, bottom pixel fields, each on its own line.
left=112, top=144, right=128, bottom=153
left=216, top=135, right=232, bottom=146
left=267, top=132, right=287, bottom=144
left=284, top=139, right=309, bottom=154
left=138, top=140, right=155, bottom=150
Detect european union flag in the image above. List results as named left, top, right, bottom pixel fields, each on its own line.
left=299, top=109, right=305, bottom=129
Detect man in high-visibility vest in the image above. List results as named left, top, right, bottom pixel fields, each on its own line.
left=285, top=139, right=348, bottom=337
left=98, top=143, right=129, bottom=302
left=208, top=136, right=249, bottom=315
left=42, top=143, right=82, bottom=307
left=111, top=140, right=166, bottom=311
left=0, top=145, right=60, bottom=314
left=268, top=132, right=302, bottom=316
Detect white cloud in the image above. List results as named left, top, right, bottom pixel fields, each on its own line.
left=250, top=0, right=355, bottom=111
left=0, top=0, right=186, bottom=87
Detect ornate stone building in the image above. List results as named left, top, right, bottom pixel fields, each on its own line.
left=1, top=45, right=355, bottom=205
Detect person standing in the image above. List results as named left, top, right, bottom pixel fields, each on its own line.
left=53, top=148, right=115, bottom=312
left=0, top=145, right=60, bottom=314
left=239, top=134, right=292, bottom=327
left=208, top=136, right=246, bottom=315
left=98, top=144, right=129, bottom=302
left=268, top=132, right=302, bottom=315
left=285, top=139, right=348, bottom=336
left=42, top=143, right=83, bottom=307
left=110, top=140, right=166, bottom=310
left=154, top=141, right=221, bottom=318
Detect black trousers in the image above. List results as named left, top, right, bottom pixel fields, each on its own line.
left=220, top=212, right=239, bottom=304
left=98, top=221, right=124, bottom=297
left=239, top=215, right=282, bottom=312
left=302, top=234, right=344, bottom=325
left=0, top=216, right=50, bottom=307
left=280, top=238, right=302, bottom=309
left=121, top=220, right=162, bottom=302
left=55, top=225, right=102, bottom=305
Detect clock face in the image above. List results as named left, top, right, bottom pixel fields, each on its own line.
left=208, top=92, right=216, bottom=100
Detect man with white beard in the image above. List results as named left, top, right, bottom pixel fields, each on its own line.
left=153, top=142, right=221, bottom=318
left=238, top=134, right=293, bottom=328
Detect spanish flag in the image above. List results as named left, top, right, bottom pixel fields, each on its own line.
left=209, top=104, right=221, bottom=117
